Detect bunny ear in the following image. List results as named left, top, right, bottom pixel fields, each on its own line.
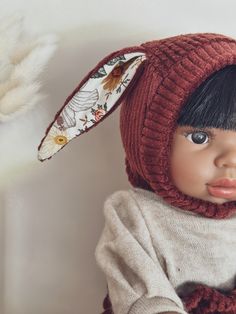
left=38, top=50, right=146, bottom=161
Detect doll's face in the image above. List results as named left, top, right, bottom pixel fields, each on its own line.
left=170, top=126, right=236, bottom=204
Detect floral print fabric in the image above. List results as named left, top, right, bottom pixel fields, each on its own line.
left=38, top=52, right=146, bottom=161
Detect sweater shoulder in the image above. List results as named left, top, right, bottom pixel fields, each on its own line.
left=104, top=188, right=160, bottom=206
left=103, top=188, right=165, bottom=230
left=103, top=188, right=158, bottom=216
left=102, top=189, right=156, bottom=238
left=103, top=189, right=142, bottom=221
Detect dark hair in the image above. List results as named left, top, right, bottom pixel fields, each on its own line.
left=177, top=65, right=236, bottom=130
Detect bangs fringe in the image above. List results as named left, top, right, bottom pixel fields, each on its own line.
left=177, top=65, right=236, bottom=130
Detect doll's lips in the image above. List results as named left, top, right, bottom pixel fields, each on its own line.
left=207, top=178, right=236, bottom=198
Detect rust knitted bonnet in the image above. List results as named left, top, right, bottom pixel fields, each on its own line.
left=38, top=33, right=236, bottom=218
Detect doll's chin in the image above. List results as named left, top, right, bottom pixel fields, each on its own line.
left=202, top=194, right=235, bottom=205
left=176, top=186, right=236, bottom=204
left=184, top=191, right=235, bottom=204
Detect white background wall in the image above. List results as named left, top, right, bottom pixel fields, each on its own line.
left=1, top=1, right=236, bottom=313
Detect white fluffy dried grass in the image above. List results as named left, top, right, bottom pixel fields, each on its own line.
left=0, top=14, right=58, bottom=187
left=0, top=14, right=57, bottom=121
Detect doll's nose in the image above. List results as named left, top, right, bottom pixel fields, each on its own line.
left=215, top=149, right=236, bottom=168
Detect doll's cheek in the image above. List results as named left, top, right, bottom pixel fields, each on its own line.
left=170, top=158, right=190, bottom=188
left=170, top=150, right=205, bottom=190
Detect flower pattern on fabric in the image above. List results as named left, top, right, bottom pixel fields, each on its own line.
left=38, top=126, right=72, bottom=160
left=91, top=55, right=126, bottom=79
left=38, top=52, right=146, bottom=161
left=102, top=58, right=138, bottom=92
left=92, top=104, right=107, bottom=122
left=56, top=89, right=99, bottom=130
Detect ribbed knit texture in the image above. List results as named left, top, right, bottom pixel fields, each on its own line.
left=182, top=284, right=236, bottom=314
left=120, top=33, right=236, bottom=219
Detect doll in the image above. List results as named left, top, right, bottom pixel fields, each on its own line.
left=38, top=33, right=236, bottom=314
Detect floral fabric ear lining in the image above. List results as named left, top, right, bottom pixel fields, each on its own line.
left=38, top=52, right=146, bottom=161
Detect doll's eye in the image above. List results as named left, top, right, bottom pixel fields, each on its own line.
left=186, top=131, right=209, bottom=144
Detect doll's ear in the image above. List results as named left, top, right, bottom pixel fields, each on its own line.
left=38, top=51, right=146, bottom=161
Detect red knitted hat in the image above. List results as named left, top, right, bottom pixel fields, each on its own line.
left=38, top=33, right=236, bottom=219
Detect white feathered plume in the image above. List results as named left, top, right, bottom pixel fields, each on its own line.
left=0, top=14, right=58, bottom=188
left=0, top=14, right=58, bottom=121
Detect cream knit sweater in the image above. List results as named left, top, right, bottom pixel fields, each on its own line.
left=95, top=188, right=236, bottom=314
